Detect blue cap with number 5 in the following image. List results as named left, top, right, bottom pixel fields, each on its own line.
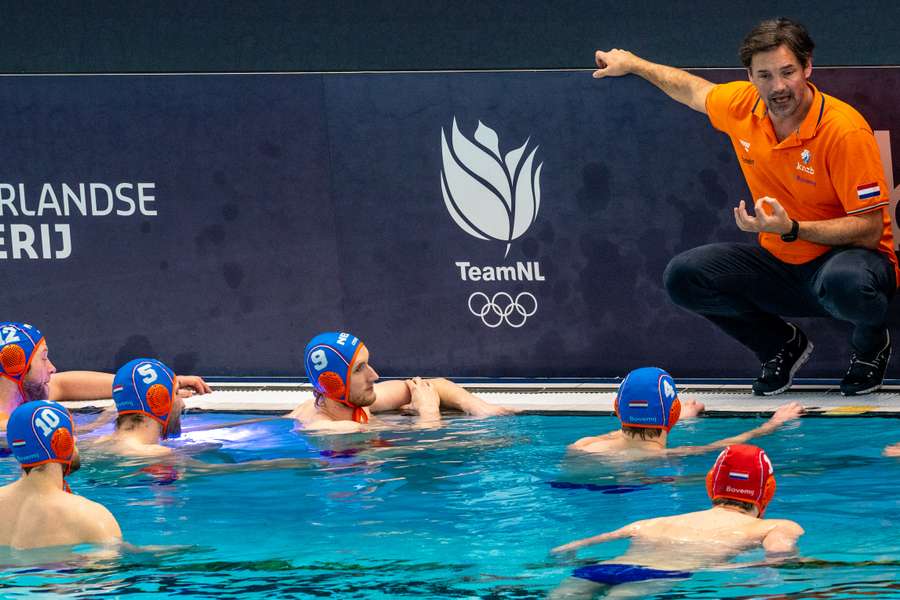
left=113, top=358, right=178, bottom=437
left=614, top=367, right=682, bottom=432
left=7, top=400, right=76, bottom=473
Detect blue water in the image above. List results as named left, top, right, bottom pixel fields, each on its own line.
left=2, top=412, right=900, bottom=598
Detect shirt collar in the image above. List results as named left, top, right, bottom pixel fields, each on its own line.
left=751, top=82, right=824, bottom=145
left=796, top=83, right=824, bottom=140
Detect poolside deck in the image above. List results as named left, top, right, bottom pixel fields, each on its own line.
left=62, top=382, right=900, bottom=417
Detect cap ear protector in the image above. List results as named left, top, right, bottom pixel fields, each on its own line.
left=304, top=331, right=369, bottom=424
left=668, top=396, right=682, bottom=431
left=146, top=383, right=173, bottom=417
left=6, top=400, right=76, bottom=480
left=615, top=367, right=680, bottom=432
left=758, top=476, right=777, bottom=516
left=0, top=322, right=47, bottom=399
left=0, top=343, right=27, bottom=376
left=706, top=444, right=777, bottom=517
left=317, top=370, right=347, bottom=400
left=113, top=358, right=179, bottom=438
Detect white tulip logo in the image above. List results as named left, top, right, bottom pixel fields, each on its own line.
left=440, top=118, right=543, bottom=257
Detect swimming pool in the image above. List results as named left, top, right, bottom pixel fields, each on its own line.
left=2, top=412, right=900, bottom=598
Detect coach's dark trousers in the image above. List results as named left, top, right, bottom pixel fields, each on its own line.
left=663, top=243, right=895, bottom=360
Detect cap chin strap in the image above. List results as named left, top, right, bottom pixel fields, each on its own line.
left=0, top=373, right=28, bottom=407
left=334, top=397, right=368, bottom=424
left=2, top=338, right=46, bottom=404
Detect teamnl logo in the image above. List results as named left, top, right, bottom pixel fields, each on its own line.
left=440, top=118, right=544, bottom=328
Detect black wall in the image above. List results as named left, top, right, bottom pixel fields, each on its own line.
left=3, top=3, right=899, bottom=381
left=2, top=1, right=899, bottom=73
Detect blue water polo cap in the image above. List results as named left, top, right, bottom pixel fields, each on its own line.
left=0, top=322, right=46, bottom=391
left=6, top=400, right=75, bottom=473
left=113, top=358, right=178, bottom=436
left=614, top=367, right=681, bottom=432
left=304, top=331, right=366, bottom=404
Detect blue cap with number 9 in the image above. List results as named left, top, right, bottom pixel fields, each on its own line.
left=113, top=358, right=178, bottom=437
left=7, top=400, right=76, bottom=472
left=614, top=367, right=682, bottom=432
left=304, top=332, right=366, bottom=403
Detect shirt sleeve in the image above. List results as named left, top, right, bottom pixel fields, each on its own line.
left=827, top=128, right=891, bottom=215
left=705, top=81, right=745, bottom=133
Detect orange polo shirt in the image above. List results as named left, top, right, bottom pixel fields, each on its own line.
left=706, top=81, right=898, bottom=283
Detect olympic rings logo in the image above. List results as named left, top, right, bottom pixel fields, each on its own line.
left=467, top=292, right=538, bottom=328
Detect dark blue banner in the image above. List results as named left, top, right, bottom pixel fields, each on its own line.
left=1, top=69, right=898, bottom=378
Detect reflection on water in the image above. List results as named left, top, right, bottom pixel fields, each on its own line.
left=0, top=413, right=899, bottom=598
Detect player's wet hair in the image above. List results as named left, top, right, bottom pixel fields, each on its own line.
left=712, top=497, right=757, bottom=513
left=621, top=426, right=663, bottom=440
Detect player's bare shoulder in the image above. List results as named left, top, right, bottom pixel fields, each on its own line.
left=755, top=516, right=804, bottom=538
left=289, top=398, right=319, bottom=424
left=568, top=431, right=624, bottom=453
left=68, top=494, right=122, bottom=543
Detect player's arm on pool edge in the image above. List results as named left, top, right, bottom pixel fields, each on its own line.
left=429, top=378, right=515, bottom=416
left=49, top=371, right=114, bottom=401
left=50, top=371, right=211, bottom=402
left=593, top=49, right=714, bottom=113
left=371, top=379, right=514, bottom=417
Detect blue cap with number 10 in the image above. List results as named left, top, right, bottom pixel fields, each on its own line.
left=7, top=400, right=75, bottom=473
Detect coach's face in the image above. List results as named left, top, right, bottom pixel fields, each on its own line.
left=748, top=44, right=813, bottom=121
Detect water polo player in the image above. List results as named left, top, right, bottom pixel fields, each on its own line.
left=0, top=400, right=122, bottom=549
left=291, top=331, right=514, bottom=431
left=87, top=358, right=189, bottom=457
left=88, top=358, right=314, bottom=483
left=568, top=366, right=803, bottom=456
left=551, top=444, right=803, bottom=597
left=0, top=320, right=212, bottom=433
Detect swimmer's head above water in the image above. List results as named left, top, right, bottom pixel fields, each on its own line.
left=0, top=322, right=55, bottom=405
left=614, top=367, right=681, bottom=437
left=707, top=443, right=776, bottom=517
left=304, top=331, right=379, bottom=424
left=7, top=400, right=80, bottom=489
left=112, top=358, right=183, bottom=439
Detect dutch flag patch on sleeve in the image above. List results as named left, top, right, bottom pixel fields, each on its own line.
left=857, top=182, right=881, bottom=200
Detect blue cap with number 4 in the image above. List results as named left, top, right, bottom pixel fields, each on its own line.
left=614, top=367, right=682, bottom=432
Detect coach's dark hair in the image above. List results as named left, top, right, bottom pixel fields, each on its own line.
left=739, top=18, right=814, bottom=69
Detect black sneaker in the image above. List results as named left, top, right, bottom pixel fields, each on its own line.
left=752, top=324, right=814, bottom=396
left=840, top=332, right=891, bottom=396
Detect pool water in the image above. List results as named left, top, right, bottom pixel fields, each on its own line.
left=2, top=412, right=900, bottom=598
